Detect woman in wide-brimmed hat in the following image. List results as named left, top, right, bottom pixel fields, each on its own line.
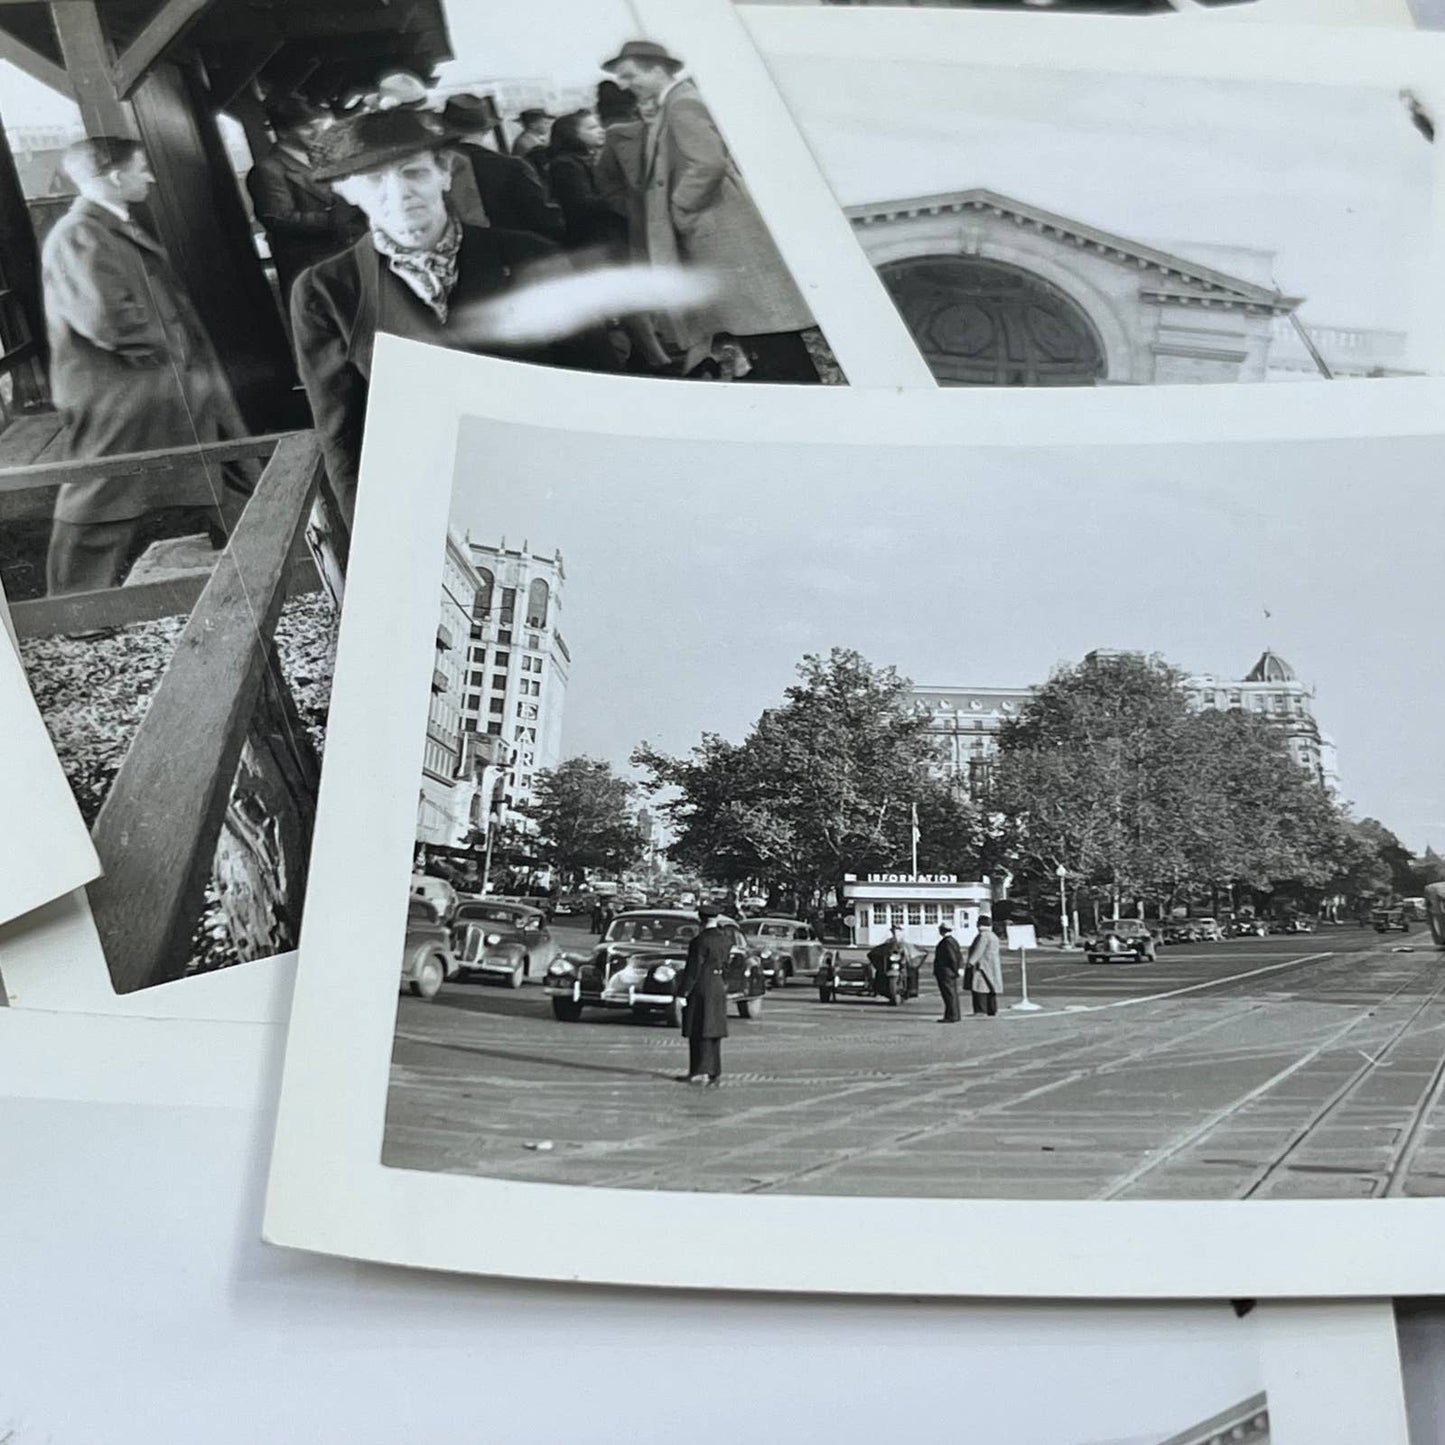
left=289, top=108, right=562, bottom=528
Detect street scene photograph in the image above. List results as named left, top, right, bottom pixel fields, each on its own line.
left=745, top=18, right=1442, bottom=386
left=0, top=0, right=831, bottom=991
left=384, top=420, right=1445, bottom=1202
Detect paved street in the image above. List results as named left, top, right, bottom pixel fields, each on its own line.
left=383, top=925, right=1445, bottom=1199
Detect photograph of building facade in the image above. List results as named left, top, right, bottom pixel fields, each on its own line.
left=416, top=536, right=569, bottom=850
left=916, top=649, right=1339, bottom=795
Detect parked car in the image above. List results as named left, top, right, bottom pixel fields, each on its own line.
left=738, top=916, right=831, bottom=988
left=1162, top=922, right=1196, bottom=946
left=410, top=872, right=458, bottom=918
left=1192, top=917, right=1226, bottom=942
left=544, top=909, right=766, bottom=1023
left=1084, top=919, right=1158, bottom=964
left=1232, top=918, right=1269, bottom=938
left=401, top=896, right=461, bottom=999
left=1372, top=906, right=1411, bottom=934
left=1270, top=917, right=1315, bottom=935
left=552, top=891, right=596, bottom=917
left=815, top=944, right=921, bottom=1005
left=451, top=899, right=559, bottom=988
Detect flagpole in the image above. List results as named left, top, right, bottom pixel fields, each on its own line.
left=911, top=801, right=919, bottom=877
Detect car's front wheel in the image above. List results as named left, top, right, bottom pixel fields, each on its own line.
left=410, top=955, right=445, bottom=1000
left=737, top=995, right=763, bottom=1020
left=507, top=960, right=525, bottom=989
left=551, top=998, right=584, bottom=1022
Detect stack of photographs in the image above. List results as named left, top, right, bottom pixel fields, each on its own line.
left=0, top=0, right=1440, bottom=1438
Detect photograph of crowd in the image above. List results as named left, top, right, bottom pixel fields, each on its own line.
left=0, top=0, right=834, bottom=992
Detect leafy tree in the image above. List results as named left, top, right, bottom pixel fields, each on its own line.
left=1416, top=847, right=1445, bottom=888
left=634, top=648, right=978, bottom=909
left=521, top=757, right=644, bottom=887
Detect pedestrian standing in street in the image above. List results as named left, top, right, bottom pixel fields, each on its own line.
left=933, top=921, right=963, bottom=1023
left=589, top=897, right=603, bottom=935
left=678, top=905, right=730, bottom=1085
left=601, top=40, right=820, bottom=382
left=966, top=914, right=1003, bottom=1017
left=42, top=137, right=255, bottom=596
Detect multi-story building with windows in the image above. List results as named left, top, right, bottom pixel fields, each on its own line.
left=915, top=649, right=1339, bottom=797
left=460, top=540, right=570, bottom=818
left=418, top=531, right=485, bottom=847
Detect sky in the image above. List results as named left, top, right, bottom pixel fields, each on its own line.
left=454, top=416, right=1445, bottom=855
left=770, top=56, right=1437, bottom=336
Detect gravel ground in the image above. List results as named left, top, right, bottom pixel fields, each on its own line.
left=20, top=591, right=336, bottom=975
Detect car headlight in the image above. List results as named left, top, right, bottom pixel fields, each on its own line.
left=485, top=932, right=502, bottom=946
left=547, top=959, right=576, bottom=977
left=653, top=964, right=677, bottom=984
left=758, top=948, right=773, bottom=959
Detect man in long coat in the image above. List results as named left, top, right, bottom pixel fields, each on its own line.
left=966, top=914, right=1003, bottom=1017
left=602, top=40, right=819, bottom=382
left=933, top=921, right=963, bottom=1023
left=679, top=905, right=730, bottom=1085
left=42, top=137, right=253, bottom=596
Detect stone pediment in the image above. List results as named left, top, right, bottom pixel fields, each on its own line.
left=847, top=188, right=1301, bottom=316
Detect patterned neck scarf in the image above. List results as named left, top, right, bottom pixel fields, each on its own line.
left=372, top=215, right=462, bottom=323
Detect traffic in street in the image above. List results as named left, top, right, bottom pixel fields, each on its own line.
left=385, top=921, right=1445, bottom=1200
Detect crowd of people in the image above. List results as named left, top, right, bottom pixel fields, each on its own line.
left=37, top=38, right=823, bottom=595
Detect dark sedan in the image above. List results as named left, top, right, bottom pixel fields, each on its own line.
left=451, top=899, right=559, bottom=989
left=544, top=909, right=766, bottom=1024
left=738, top=916, right=831, bottom=988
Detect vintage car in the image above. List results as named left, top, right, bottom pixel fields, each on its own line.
left=410, top=872, right=458, bottom=917
left=815, top=943, right=922, bottom=1005
left=401, top=895, right=461, bottom=1000
left=1084, top=919, right=1159, bottom=964
left=450, top=899, right=559, bottom=988
left=1161, top=922, right=1197, bottom=946
left=1192, top=917, right=1226, bottom=942
left=738, top=916, right=832, bottom=988
left=544, top=909, right=766, bottom=1023
left=1270, top=916, right=1316, bottom=935
left=1372, top=905, right=1411, bottom=934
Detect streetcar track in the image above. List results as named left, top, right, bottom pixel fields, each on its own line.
left=1095, top=963, right=1445, bottom=1201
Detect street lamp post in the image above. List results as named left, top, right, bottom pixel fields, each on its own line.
left=1056, top=863, right=1069, bottom=949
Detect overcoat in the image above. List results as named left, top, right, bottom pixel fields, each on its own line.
left=245, top=148, right=365, bottom=298
left=640, top=79, right=813, bottom=348
left=42, top=198, right=249, bottom=525
left=966, top=928, right=1003, bottom=994
left=681, top=924, right=732, bottom=1041
left=546, top=152, right=628, bottom=254
left=290, top=222, right=557, bottom=521
left=449, top=144, right=565, bottom=243
left=932, top=932, right=963, bottom=978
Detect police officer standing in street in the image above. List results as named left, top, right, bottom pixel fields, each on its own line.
left=679, top=905, right=730, bottom=1085
left=933, top=920, right=964, bottom=1023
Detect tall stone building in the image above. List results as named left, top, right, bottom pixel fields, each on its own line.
left=460, top=540, right=570, bottom=817
left=916, top=649, right=1338, bottom=796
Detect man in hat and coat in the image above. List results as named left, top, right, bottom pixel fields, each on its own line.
left=603, top=40, right=819, bottom=383
left=679, top=905, right=730, bottom=1085
left=42, top=136, right=254, bottom=595
left=439, top=94, right=565, bottom=243
left=290, top=108, right=562, bottom=530
left=965, top=914, right=1003, bottom=1017
left=932, top=920, right=964, bottom=1023
left=246, top=95, right=366, bottom=303
left=512, top=109, right=554, bottom=172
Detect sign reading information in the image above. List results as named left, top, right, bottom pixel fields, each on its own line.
left=864, top=873, right=958, bottom=885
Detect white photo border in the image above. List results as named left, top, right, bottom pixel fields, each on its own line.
left=264, top=334, right=1445, bottom=1297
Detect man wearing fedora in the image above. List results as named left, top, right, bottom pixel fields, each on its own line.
left=439, top=93, right=565, bottom=243
left=289, top=108, right=561, bottom=530
left=512, top=108, right=554, bottom=172
left=602, top=39, right=820, bottom=384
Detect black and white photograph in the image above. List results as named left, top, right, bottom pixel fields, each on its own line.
left=0, top=0, right=839, bottom=996
left=264, top=345, right=1445, bottom=1295
left=739, top=5, right=1445, bottom=388
left=385, top=408, right=1445, bottom=1207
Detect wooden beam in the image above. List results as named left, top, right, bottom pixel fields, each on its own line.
left=113, top=0, right=215, bottom=99
left=86, top=430, right=324, bottom=993
left=0, top=23, right=74, bottom=98
left=8, top=550, right=320, bottom=638
left=51, top=0, right=132, bottom=136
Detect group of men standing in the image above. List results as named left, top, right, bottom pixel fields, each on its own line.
left=35, top=38, right=821, bottom=596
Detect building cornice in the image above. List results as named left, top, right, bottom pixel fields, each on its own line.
left=847, top=188, right=1302, bottom=315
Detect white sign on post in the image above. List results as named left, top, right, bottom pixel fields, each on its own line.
left=1007, top=924, right=1042, bottom=1012
left=1007, top=924, right=1038, bottom=951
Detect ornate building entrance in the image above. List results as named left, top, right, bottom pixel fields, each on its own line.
left=879, top=255, right=1106, bottom=386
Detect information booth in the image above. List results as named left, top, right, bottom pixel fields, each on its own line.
left=842, top=873, right=992, bottom=951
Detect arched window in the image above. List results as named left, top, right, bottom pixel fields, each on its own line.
left=473, top=568, right=494, bottom=619
left=527, top=577, right=549, bottom=628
